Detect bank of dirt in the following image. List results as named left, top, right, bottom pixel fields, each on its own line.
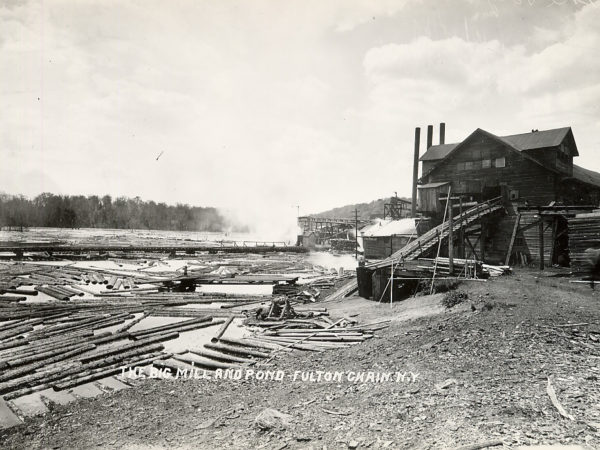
left=2, top=271, right=600, bottom=449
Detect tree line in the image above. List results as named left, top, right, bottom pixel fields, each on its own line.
left=0, top=192, right=235, bottom=232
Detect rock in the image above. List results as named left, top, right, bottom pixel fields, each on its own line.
left=348, top=440, right=359, bottom=449
left=254, top=408, right=292, bottom=431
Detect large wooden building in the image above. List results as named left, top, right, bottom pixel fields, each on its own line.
left=418, top=127, right=600, bottom=215
left=416, top=126, right=600, bottom=266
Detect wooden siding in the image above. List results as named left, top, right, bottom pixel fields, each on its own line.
left=484, top=213, right=553, bottom=265
left=421, top=161, right=438, bottom=174
left=363, top=236, right=413, bottom=259
left=422, top=135, right=558, bottom=206
left=418, top=184, right=449, bottom=214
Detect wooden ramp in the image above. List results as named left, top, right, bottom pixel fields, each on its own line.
left=366, top=197, right=504, bottom=271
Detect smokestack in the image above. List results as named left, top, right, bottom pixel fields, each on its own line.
left=412, top=127, right=421, bottom=217
left=427, top=125, right=433, bottom=149
left=440, top=122, right=445, bottom=145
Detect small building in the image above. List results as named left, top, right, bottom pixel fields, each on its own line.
left=360, top=218, right=427, bottom=259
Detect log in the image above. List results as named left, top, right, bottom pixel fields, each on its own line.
left=204, top=342, right=270, bottom=359
left=0, top=295, right=27, bottom=302
left=211, top=317, right=234, bottom=342
left=79, top=332, right=178, bottom=363
left=129, top=316, right=212, bottom=338
left=188, top=348, right=255, bottom=364
left=34, top=286, right=70, bottom=301
left=0, top=289, right=38, bottom=296
left=218, top=336, right=287, bottom=352
left=115, top=312, right=149, bottom=334
left=172, top=354, right=242, bottom=370
left=546, top=377, right=575, bottom=420
left=0, top=344, right=96, bottom=384
left=52, top=352, right=170, bottom=391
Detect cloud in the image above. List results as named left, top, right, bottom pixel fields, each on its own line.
left=0, top=0, right=599, bottom=228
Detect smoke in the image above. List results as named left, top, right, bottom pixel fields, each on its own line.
left=218, top=205, right=302, bottom=244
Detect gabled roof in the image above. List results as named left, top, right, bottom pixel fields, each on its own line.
left=572, top=164, right=600, bottom=188
left=420, top=126, right=577, bottom=161
left=419, top=143, right=458, bottom=161
left=419, top=128, right=558, bottom=181
left=360, top=218, right=417, bottom=237
left=502, top=127, right=573, bottom=152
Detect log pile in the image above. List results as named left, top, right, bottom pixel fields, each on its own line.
left=0, top=251, right=361, bottom=403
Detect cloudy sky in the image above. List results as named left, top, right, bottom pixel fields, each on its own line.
left=2, top=0, right=600, bottom=224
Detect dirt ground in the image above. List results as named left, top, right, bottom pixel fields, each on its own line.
left=2, top=269, right=600, bottom=449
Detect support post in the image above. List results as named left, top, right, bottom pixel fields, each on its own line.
left=539, top=213, right=544, bottom=270
left=480, top=220, right=486, bottom=262
left=459, top=197, right=464, bottom=259
left=448, top=196, right=454, bottom=275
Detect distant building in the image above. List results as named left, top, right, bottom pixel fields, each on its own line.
left=360, top=218, right=429, bottom=259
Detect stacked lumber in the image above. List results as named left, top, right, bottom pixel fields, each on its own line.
left=482, top=264, right=512, bottom=277
left=413, top=257, right=485, bottom=278
left=568, top=212, right=600, bottom=272
left=248, top=317, right=388, bottom=351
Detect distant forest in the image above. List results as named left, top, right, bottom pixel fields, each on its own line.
left=0, top=193, right=233, bottom=232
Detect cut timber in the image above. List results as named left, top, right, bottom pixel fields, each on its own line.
left=79, top=332, right=178, bottom=363
left=204, top=342, right=270, bottom=359
left=505, top=214, right=521, bottom=266
left=53, top=352, right=170, bottom=391
left=546, top=377, right=575, bottom=420
left=188, top=348, right=255, bottom=364
left=173, top=354, right=242, bottom=370
left=129, top=316, right=212, bottom=338
left=211, top=317, right=234, bottom=342
left=219, top=337, right=290, bottom=352
left=129, top=319, right=224, bottom=340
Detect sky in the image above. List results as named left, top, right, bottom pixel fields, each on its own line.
left=1, top=0, right=600, bottom=229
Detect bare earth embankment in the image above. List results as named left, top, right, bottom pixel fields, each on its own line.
left=2, top=270, right=600, bottom=449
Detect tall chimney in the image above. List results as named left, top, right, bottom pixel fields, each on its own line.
left=427, top=125, right=433, bottom=149
left=439, top=122, right=445, bottom=145
left=412, top=127, right=421, bottom=217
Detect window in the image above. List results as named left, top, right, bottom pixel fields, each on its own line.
left=482, top=159, right=491, bottom=168
left=495, top=157, right=506, bottom=168
left=465, top=161, right=473, bottom=170
left=472, top=160, right=482, bottom=169
left=457, top=162, right=465, bottom=170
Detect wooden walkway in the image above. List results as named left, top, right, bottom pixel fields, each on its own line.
left=0, top=244, right=308, bottom=257
left=366, top=197, right=504, bottom=271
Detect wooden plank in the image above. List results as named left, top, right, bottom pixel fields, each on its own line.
left=505, top=213, right=521, bottom=265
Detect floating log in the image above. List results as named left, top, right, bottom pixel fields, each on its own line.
left=0, top=344, right=96, bottom=384
left=172, top=354, right=242, bottom=370
left=129, top=316, right=212, bottom=339
left=52, top=351, right=170, bottom=392
left=115, top=312, right=149, bottom=334
left=218, top=336, right=285, bottom=352
left=188, top=348, right=255, bottom=364
left=34, top=286, right=70, bottom=301
left=79, top=332, right=178, bottom=363
left=0, top=288, right=37, bottom=295
left=204, top=342, right=270, bottom=359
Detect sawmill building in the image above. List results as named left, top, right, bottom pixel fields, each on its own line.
left=416, top=126, right=600, bottom=267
